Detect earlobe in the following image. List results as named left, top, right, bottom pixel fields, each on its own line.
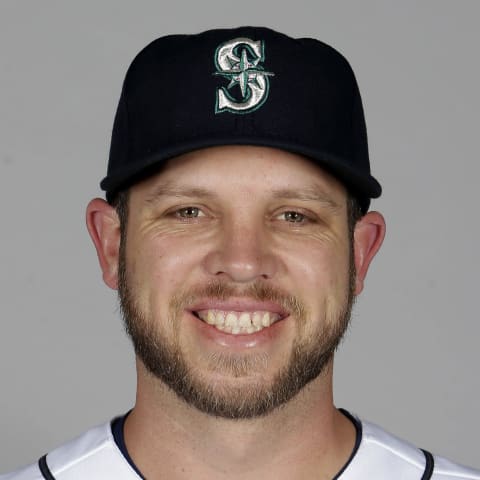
left=353, top=211, right=386, bottom=295
left=86, top=198, right=122, bottom=290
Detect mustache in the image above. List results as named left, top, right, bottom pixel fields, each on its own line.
left=170, top=281, right=307, bottom=320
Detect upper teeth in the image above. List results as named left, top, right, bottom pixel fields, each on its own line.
left=196, top=310, right=281, bottom=335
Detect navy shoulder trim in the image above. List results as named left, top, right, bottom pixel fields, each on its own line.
left=421, top=449, right=435, bottom=480
left=38, top=454, right=56, bottom=480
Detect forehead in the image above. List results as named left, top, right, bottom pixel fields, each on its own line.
left=131, top=145, right=347, bottom=203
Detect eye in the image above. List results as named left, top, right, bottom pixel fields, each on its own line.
left=281, top=211, right=307, bottom=223
left=175, top=206, right=203, bottom=218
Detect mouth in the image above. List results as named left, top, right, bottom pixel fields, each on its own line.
left=192, top=310, right=283, bottom=335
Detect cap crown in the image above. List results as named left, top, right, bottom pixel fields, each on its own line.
left=102, top=27, right=381, bottom=211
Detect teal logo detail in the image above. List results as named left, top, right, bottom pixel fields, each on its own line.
left=214, top=37, right=274, bottom=114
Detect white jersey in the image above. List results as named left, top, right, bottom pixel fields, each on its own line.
left=2, top=416, right=479, bottom=479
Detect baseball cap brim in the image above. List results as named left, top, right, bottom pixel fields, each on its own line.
left=101, top=136, right=381, bottom=212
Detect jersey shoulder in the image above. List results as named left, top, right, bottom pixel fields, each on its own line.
left=0, top=463, right=43, bottom=480
left=0, top=420, right=138, bottom=480
left=348, top=417, right=480, bottom=480
left=432, top=455, right=480, bottom=480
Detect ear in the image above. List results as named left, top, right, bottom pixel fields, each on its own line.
left=353, top=211, right=386, bottom=295
left=86, top=198, right=122, bottom=290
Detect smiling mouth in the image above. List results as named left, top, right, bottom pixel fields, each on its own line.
left=192, top=310, right=283, bottom=335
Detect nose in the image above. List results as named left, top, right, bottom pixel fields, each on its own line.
left=203, top=217, right=279, bottom=283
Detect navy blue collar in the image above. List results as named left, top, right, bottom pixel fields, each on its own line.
left=111, top=411, right=145, bottom=479
left=111, top=408, right=362, bottom=479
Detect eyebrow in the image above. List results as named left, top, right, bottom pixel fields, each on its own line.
left=144, top=182, right=218, bottom=204
left=270, top=186, right=341, bottom=210
left=144, top=181, right=341, bottom=210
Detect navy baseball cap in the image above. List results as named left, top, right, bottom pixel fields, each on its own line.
left=101, top=26, right=381, bottom=212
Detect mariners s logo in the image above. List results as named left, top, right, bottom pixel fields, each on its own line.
left=214, top=37, right=274, bottom=114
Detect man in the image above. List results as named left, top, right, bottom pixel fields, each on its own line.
left=2, top=26, right=479, bottom=479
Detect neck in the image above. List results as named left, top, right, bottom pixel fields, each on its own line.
left=124, top=361, right=356, bottom=480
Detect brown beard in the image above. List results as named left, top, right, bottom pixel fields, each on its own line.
left=118, top=248, right=356, bottom=419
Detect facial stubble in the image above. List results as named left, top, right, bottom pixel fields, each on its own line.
left=118, top=242, right=356, bottom=419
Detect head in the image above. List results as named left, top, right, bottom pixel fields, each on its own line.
left=87, top=27, right=385, bottom=419
left=87, top=145, right=384, bottom=419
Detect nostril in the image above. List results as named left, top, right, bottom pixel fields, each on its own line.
left=203, top=249, right=279, bottom=283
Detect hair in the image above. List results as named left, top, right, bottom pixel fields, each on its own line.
left=346, top=194, right=363, bottom=239
left=111, top=189, right=130, bottom=233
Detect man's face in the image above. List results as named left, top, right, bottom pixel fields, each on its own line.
left=118, top=146, right=354, bottom=418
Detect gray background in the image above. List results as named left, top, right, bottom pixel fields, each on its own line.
left=1, top=0, right=479, bottom=472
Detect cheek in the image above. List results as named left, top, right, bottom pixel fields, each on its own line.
left=290, top=240, right=351, bottom=291
left=125, top=234, right=204, bottom=309
left=288, top=241, right=351, bottom=326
